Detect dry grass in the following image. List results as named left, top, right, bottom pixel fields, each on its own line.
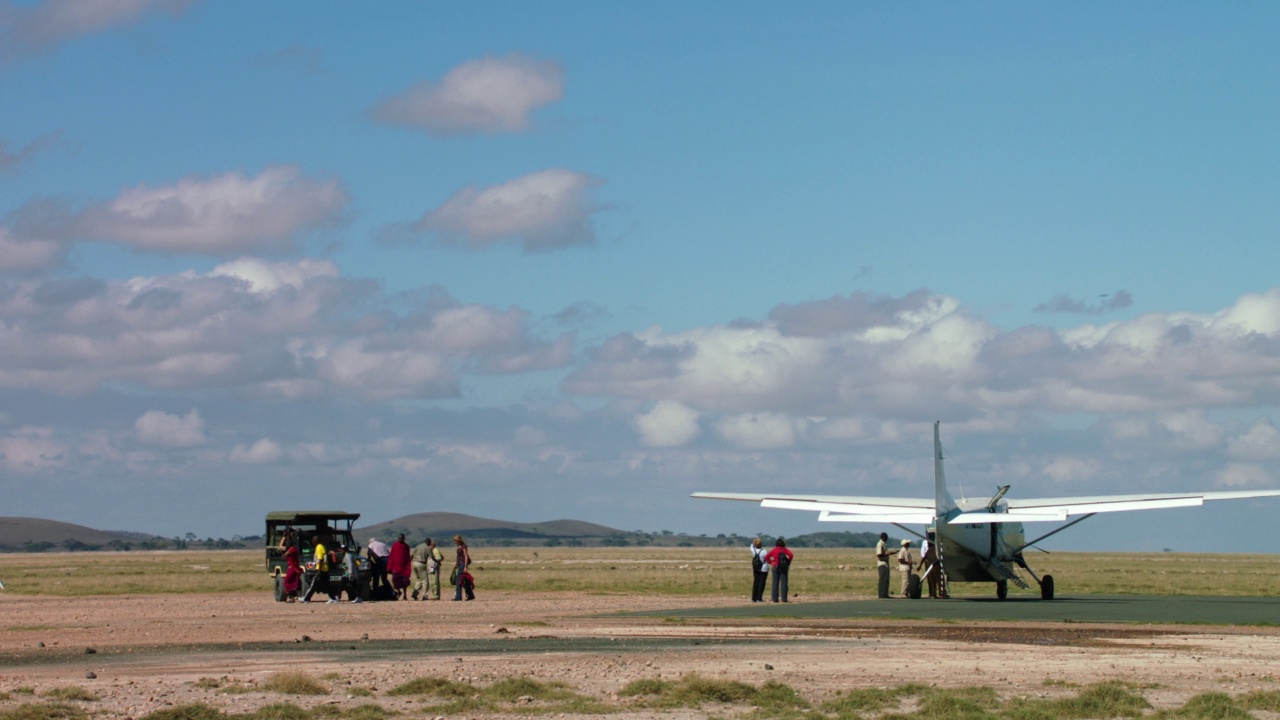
left=0, top=547, right=1276, bottom=598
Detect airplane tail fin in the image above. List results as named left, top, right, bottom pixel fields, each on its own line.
left=934, top=421, right=959, bottom=517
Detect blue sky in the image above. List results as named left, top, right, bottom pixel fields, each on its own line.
left=3, top=2, right=1280, bottom=552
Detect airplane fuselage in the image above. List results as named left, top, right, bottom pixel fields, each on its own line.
left=934, top=503, right=1027, bottom=583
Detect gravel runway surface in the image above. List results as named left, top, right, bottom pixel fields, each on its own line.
left=3, top=590, right=1279, bottom=718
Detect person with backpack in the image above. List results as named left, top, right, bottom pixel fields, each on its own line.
left=749, top=537, right=769, bottom=603
left=764, top=537, right=794, bottom=603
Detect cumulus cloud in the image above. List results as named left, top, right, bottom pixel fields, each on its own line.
left=0, top=227, right=65, bottom=274
left=0, top=258, right=572, bottom=399
left=0, top=426, right=67, bottom=471
left=568, top=287, right=1280, bottom=436
left=229, top=437, right=282, bottom=464
left=0, top=0, right=191, bottom=62
left=134, top=408, right=205, bottom=448
left=412, top=168, right=603, bottom=253
left=715, top=413, right=801, bottom=450
left=1034, top=290, right=1133, bottom=315
left=371, top=54, right=564, bottom=136
left=635, top=400, right=701, bottom=448
left=74, top=165, right=348, bottom=255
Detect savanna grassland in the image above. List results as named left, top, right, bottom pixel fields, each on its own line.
left=2, top=548, right=1280, bottom=720
left=1, top=547, right=1277, bottom=597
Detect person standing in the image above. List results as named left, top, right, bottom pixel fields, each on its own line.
left=426, top=537, right=444, bottom=600
left=410, top=538, right=430, bottom=600
left=764, top=537, right=794, bottom=603
left=874, top=532, right=891, bottom=598
left=302, top=535, right=337, bottom=603
left=452, top=534, right=474, bottom=601
left=749, top=538, right=769, bottom=603
left=388, top=534, right=412, bottom=600
left=282, top=541, right=302, bottom=602
left=897, top=539, right=913, bottom=598
left=917, top=531, right=939, bottom=599
left=367, top=537, right=390, bottom=594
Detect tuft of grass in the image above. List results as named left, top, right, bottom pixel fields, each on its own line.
left=482, top=676, right=577, bottom=702
left=335, top=704, right=393, bottom=720
left=1241, top=690, right=1280, bottom=713
left=620, top=678, right=673, bottom=697
left=190, top=678, right=222, bottom=690
left=261, top=671, right=327, bottom=696
left=242, top=703, right=309, bottom=720
left=344, top=688, right=374, bottom=698
left=11, top=689, right=37, bottom=696
left=751, top=680, right=811, bottom=718
left=39, top=688, right=97, bottom=702
left=385, top=676, right=476, bottom=698
left=1167, top=693, right=1252, bottom=720
left=0, top=703, right=89, bottom=720
left=820, top=687, right=899, bottom=717
left=138, top=704, right=224, bottom=720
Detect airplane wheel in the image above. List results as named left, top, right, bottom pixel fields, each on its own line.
left=907, top=574, right=922, bottom=599
left=996, top=580, right=1008, bottom=599
left=1040, top=574, right=1054, bottom=601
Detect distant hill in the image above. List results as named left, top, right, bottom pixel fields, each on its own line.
left=360, top=512, right=624, bottom=544
left=357, top=512, right=887, bottom=549
left=0, top=517, right=159, bottom=552
left=0, top=513, right=889, bottom=553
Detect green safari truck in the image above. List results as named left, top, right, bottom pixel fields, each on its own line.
left=265, top=511, right=372, bottom=601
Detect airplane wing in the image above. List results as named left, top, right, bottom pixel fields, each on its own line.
left=691, top=492, right=935, bottom=524
left=949, top=489, right=1280, bottom=524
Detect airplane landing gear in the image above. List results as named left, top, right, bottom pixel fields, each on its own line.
left=1040, top=574, right=1054, bottom=600
left=996, top=579, right=1008, bottom=599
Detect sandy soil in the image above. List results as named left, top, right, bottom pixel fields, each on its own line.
left=3, top=590, right=1279, bottom=718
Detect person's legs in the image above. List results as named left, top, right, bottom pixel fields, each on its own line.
left=428, top=571, right=440, bottom=600
left=877, top=565, right=890, bottom=598
left=770, top=569, right=780, bottom=602
left=454, top=568, right=464, bottom=600
left=779, top=570, right=789, bottom=602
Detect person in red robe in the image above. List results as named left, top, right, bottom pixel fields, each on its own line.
left=387, top=534, right=413, bottom=600
left=283, top=544, right=302, bottom=602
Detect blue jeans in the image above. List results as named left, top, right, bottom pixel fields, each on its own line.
left=771, top=568, right=788, bottom=602
left=454, top=565, right=474, bottom=600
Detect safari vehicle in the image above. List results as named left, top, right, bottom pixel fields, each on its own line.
left=265, top=511, right=372, bottom=602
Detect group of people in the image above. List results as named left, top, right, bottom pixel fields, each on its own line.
left=749, top=537, right=794, bottom=603
left=279, top=530, right=476, bottom=603
left=751, top=530, right=946, bottom=603
left=873, top=530, right=944, bottom=599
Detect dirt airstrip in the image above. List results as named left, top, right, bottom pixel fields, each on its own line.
left=2, top=590, right=1279, bottom=718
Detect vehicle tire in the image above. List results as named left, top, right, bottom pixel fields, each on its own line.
left=996, top=579, right=1008, bottom=599
left=273, top=574, right=285, bottom=602
left=359, top=581, right=372, bottom=602
left=1040, top=574, right=1055, bottom=601
left=907, top=573, right=922, bottom=599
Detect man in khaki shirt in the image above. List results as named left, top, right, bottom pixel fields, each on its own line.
left=897, top=539, right=913, bottom=597
left=874, top=532, right=890, bottom=598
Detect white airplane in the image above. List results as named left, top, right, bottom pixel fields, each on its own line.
left=693, top=421, right=1280, bottom=600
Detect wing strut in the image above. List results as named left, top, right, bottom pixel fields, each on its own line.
left=1012, top=513, right=1096, bottom=554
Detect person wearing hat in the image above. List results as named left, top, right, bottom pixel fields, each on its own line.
left=896, top=539, right=914, bottom=598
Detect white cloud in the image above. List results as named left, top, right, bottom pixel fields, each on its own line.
left=714, top=413, right=800, bottom=450
left=635, top=400, right=701, bottom=448
left=0, top=426, right=67, bottom=471
left=1226, top=417, right=1280, bottom=461
left=209, top=257, right=339, bottom=293
left=78, top=165, right=347, bottom=255
left=0, top=227, right=64, bottom=274
left=229, top=438, right=282, bottom=464
left=134, top=408, right=205, bottom=448
left=0, top=0, right=191, bottom=62
left=414, top=168, right=603, bottom=252
left=371, top=54, right=563, bottom=136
